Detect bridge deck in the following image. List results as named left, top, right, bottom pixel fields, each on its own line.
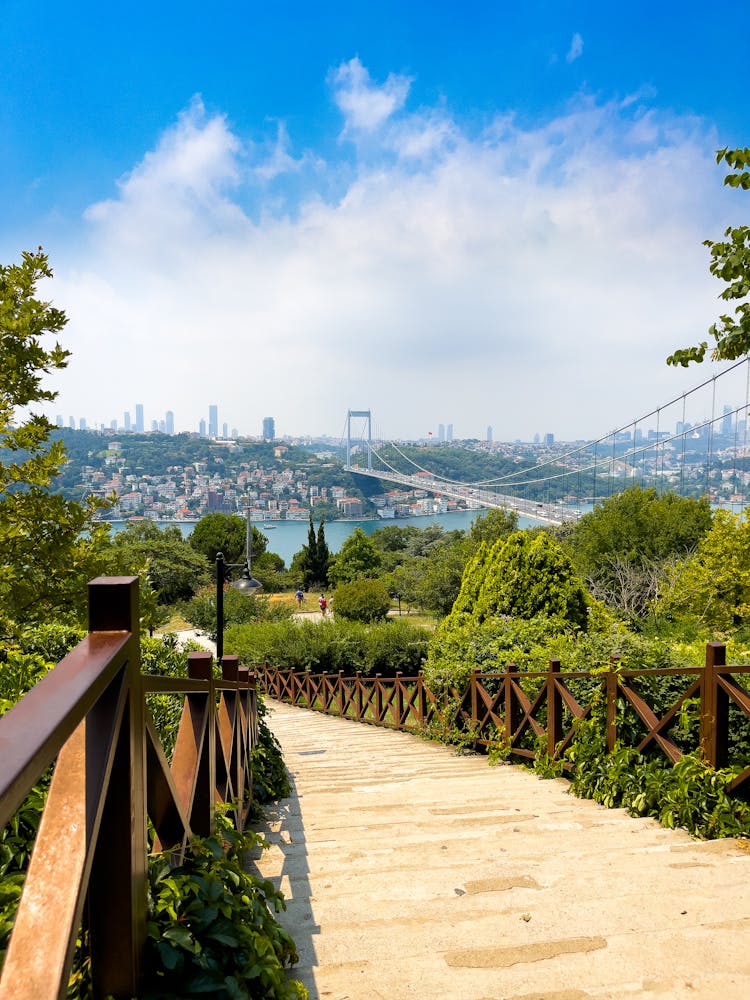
left=255, top=702, right=750, bottom=999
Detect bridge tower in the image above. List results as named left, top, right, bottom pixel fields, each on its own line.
left=346, top=410, right=372, bottom=470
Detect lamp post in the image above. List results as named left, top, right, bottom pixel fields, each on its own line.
left=215, top=507, right=261, bottom=661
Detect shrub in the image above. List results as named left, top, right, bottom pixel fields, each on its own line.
left=332, top=579, right=391, bottom=623
left=143, top=814, right=306, bottom=999
left=228, top=618, right=428, bottom=677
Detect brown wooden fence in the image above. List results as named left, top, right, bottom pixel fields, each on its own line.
left=259, top=641, right=750, bottom=797
left=0, top=577, right=258, bottom=1000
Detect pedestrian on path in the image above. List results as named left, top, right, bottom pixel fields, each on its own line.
left=318, top=594, right=327, bottom=616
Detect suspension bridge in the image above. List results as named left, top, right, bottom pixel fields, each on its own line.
left=342, top=357, right=750, bottom=525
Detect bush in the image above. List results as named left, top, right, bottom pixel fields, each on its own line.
left=227, top=618, right=428, bottom=678
left=143, top=813, right=307, bottom=999
left=332, top=579, right=391, bottom=623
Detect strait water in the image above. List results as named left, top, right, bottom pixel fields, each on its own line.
left=108, top=509, right=541, bottom=567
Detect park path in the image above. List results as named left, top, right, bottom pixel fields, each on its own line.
left=254, top=701, right=750, bottom=1000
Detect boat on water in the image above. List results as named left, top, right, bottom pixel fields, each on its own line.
left=262, top=523, right=277, bottom=529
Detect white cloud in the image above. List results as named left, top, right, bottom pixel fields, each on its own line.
left=567, top=32, right=584, bottom=63
left=331, top=57, right=412, bottom=132
left=49, top=64, right=733, bottom=443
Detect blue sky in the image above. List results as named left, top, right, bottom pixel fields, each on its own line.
left=2, top=1, right=749, bottom=440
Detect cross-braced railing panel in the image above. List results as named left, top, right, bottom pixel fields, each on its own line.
left=0, top=578, right=259, bottom=1000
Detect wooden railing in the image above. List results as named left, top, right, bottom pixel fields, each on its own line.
left=0, top=577, right=258, bottom=1000
left=259, top=642, right=750, bottom=797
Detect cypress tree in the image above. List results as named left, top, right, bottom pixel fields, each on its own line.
left=302, top=514, right=319, bottom=590
left=315, top=518, right=330, bottom=587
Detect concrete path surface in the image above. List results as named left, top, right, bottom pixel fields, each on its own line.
left=254, top=701, right=750, bottom=1000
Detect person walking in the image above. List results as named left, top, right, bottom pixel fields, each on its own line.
left=318, top=594, right=327, bottom=616
left=295, top=587, right=304, bottom=607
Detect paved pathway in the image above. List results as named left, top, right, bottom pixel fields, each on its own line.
left=255, top=702, right=750, bottom=1000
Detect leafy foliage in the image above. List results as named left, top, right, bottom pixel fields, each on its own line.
left=329, top=527, right=381, bottom=585
left=105, top=520, right=211, bottom=606
left=190, top=513, right=269, bottom=566
left=228, top=618, right=428, bottom=678
left=656, top=508, right=750, bottom=630
left=143, top=814, right=306, bottom=1000
left=332, top=578, right=391, bottom=622
left=565, top=488, right=712, bottom=621
left=668, top=147, right=750, bottom=366
left=0, top=249, right=111, bottom=637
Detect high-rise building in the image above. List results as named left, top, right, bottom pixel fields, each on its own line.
left=722, top=404, right=733, bottom=437
left=438, top=423, right=445, bottom=442
left=544, top=433, right=555, bottom=446
left=56, top=415, right=63, bottom=428
left=486, top=425, right=493, bottom=442
left=199, top=418, right=207, bottom=437
left=124, top=411, right=131, bottom=432
left=263, top=417, right=275, bottom=440
left=165, top=411, right=174, bottom=434
left=68, top=416, right=75, bottom=429
left=135, top=403, right=144, bottom=433
left=222, top=422, right=228, bottom=438
left=79, top=418, right=86, bottom=430
left=208, top=405, right=218, bottom=438
left=151, top=420, right=159, bottom=432
left=447, top=424, right=453, bottom=442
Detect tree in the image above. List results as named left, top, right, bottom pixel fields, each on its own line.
left=667, top=147, right=750, bottom=366
left=413, top=536, right=472, bottom=617
left=332, top=579, right=391, bottom=623
left=329, top=527, right=381, bottom=585
left=469, top=507, right=519, bottom=547
left=294, top=515, right=329, bottom=589
left=189, top=513, right=268, bottom=565
left=315, top=518, right=331, bottom=585
left=656, top=510, right=750, bottom=631
left=0, top=249, right=110, bottom=635
left=106, top=521, right=210, bottom=604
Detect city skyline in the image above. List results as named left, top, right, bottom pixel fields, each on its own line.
left=2, top=3, right=749, bottom=440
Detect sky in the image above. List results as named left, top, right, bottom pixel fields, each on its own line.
left=2, top=1, right=749, bottom=443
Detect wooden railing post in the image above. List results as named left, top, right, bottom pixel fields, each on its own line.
left=338, top=670, right=346, bottom=716
left=547, top=659, right=562, bottom=758
left=396, top=672, right=404, bottom=729
left=87, top=577, right=145, bottom=998
left=702, top=642, right=728, bottom=768
left=470, top=668, right=480, bottom=729
left=504, top=663, right=519, bottom=747
left=606, top=657, right=620, bottom=753
left=375, top=674, right=383, bottom=723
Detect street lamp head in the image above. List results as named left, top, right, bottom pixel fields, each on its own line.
left=231, top=562, right=262, bottom=594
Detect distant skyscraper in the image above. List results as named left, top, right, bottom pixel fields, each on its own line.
left=165, top=410, right=174, bottom=434
left=486, top=425, right=493, bottom=442
left=68, top=416, right=75, bottom=429
left=199, top=418, right=207, bottom=437
left=263, top=417, right=275, bottom=440
left=135, top=403, right=144, bottom=433
left=544, top=433, right=554, bottom=446
left=56, top=415, right=63, bottom=428
left=222, top=422, right=228, bottom=438
left=447, top=424, right=453, bottom=442
left=438, top=423, right=445, bottom=442
left=722, top=404, right=733, bottom=437
left=208, top=405, right=218, bottom=438
left=79, top=418, right=86, bottom=430
left=124, top=411, right=131, bottom=432
left=151, top=420, right=159, bottom=432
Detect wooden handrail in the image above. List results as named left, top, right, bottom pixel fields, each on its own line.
left=259, top=643, right=750, bottom=785
left=0, top=577, right=259, bottom=1000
